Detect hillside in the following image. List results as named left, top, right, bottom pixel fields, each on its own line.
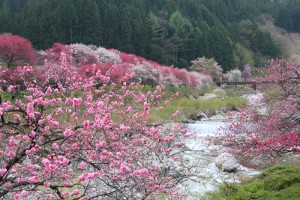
left=0, top=0, right=298, bottom=69
left=257, top=14, right=300, bottom=60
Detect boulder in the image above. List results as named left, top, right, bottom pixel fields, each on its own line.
left=204, top=145, right=225, bottom=157
left=214, top=152, right=239, bottom=172
left=196, top=112, right=208, bottom=121
left=189, top=112, right=208, bottom=121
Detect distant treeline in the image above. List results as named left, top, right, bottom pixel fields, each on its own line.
left=0, top=0, right=296, bottom=70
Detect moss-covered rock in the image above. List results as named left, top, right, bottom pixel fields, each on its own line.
left=205, top=165, right=300, bottom=200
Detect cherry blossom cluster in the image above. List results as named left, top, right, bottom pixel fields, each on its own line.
left=0, top=54, right=191, bottom=199
left=218, top=59, right=300, bottom=166
left=222, top=69, right=242, bottom=82
left=0, top=34, right=35, bottom=68
left=37, top=43, right=212, bottom=87
left=241, top=64, right=252, bottom=81
left=190, top=57, right=223, bottom=83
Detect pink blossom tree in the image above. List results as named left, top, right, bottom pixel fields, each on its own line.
left=159, top=68, right=178, bottom=86
left=169, top=68, right=189, bottom=87
left=0, top=54, right=190, bottom=199
left=222, top=69, right=242, bottom=82
left=68, top=44, right=121, bottom=65
left=37, top=43, right=74, bottom=67
left=218, top=59, right=300, bottom=166
left=118, top=52, right=147, bottom=64
left=241, top=64, right=252, bottom=81
left=0, top=34, right=35, bottom=68
left=39, top=43, right=213, bottom=88
left=68, top=43, right=95, bottom=65
left=131, top=62, right=160, bottom=86
left=190, top=57, right=223, bottom=84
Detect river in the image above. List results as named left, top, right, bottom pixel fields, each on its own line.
left=179, top=93, right=263, bottom=199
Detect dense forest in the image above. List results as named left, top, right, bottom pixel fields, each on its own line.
left=0, top=0, right=298, bottom=70
left=275, top=0, right=300, bottom=33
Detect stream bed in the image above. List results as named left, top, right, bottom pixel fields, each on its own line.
left=179, top=93, right=263, bottom=199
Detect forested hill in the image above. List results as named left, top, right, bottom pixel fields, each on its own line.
left=0, top=0, right=298, bottom=70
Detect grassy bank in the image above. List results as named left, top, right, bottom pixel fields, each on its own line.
left=1, top=84, right=248, bottom=124
left=205, top=165, right=300, bottom=200
left=148, top=85, right=247, bottom=123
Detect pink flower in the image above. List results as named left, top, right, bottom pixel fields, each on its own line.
left=45, top=86, right=52, bottom=95
left=62, top=157, right=69, bottom=165
left=73, top=98, right=82, bottom=107
left=62, top=182, right=72, bottom=187
left=26, top=102, right=34, bottom=114
left=79, top=162, right=86, bottom=170
left=96, top=141, right=106, bottom=148
left=21, top=190, right=28, bottom=198
left=63, top=128, right=74, bottom=137
left=7, top=85, right=16, bottom=92
left=27, top=176, right=39, bottom=183
left=8, top=137, right=17, bottom=147
left=44, top=182, right=50, bottom=188
left=5, top=182, right=11, bottom=189
left=0, top=168, right=7, bottom=176
left=78, top=173, right=88, bottom=182
left=14, top=193, right=20, bottom=200
left=65, top=98, right=73, bottom=105
left=61, top=192, right=69, bottom=198
left=175, top=142, right=185, bottom=147
left=55, top=108, right=63, bottom=116
left=72, top=189, right=81, bottom=196
left=27, top=164, right=35, bottom=171
left=52, top=143, right=59, bottom=150
left=87, top=172, right=98, bottom=179
left=133, top=168, right=149, bottom=176
left=17, top=178, right=24, bottom=184
left=8, top=151, right=16, bottom=158
left=25, top=147, right=36, bottom=155
left=50, top=120, right=59, bottom=128
left=172, top=109, right=180, bottom=118
left=83, top=120, right=90, bottom=130
left=118, top=162, right=131, bottom=174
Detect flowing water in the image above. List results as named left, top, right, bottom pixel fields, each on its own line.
left=179, top=93, right=263, bottom=199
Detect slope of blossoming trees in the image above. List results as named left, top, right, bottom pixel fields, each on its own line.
left=38, top=43, right=213, bottom=87
left=219, top=59, right=300, bottom=166
left=0, top=51, right=194, bottom=199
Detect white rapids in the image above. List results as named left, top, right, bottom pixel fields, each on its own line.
left=179, top=92, right=264, bottom=199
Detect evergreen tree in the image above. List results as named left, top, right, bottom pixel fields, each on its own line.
left=38, top=0, right=63, bottom=49
left=0, top=0, right=12, bottom=33
left=0, top=0, right=286, bottom=69
left=168, top=11, right=193, bottom=66
left=20, top=0, right=40, bottom=47
left=57, top=0, right=77, bottom=44
left=74, top=0, right=102, bottom=45
left=118, top=7, right=134, bottom=52
left=208, top=25, right=234, bottom=71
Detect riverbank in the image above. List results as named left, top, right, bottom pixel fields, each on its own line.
left=205, top=165, right=300, bottom=200
left=170, top=90, right=262, bottom=198
left=149, top=85, right=249, bottom=124
left=180, top=120, right=261, bottom=199
left=193, top=89, right=300, bottom=200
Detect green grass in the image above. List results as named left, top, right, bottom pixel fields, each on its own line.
left=205, top=165, right=300, bottom=200
left=139, top=85, right=216, bottom=98
left=1, top=84, right=247, bottom=124
left=149, top=86, right=247, bottom=124
left=1, top=91, right=26, bottom=102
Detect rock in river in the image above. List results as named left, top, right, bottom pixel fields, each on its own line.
left=214, top=152, right=239, bottom=172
